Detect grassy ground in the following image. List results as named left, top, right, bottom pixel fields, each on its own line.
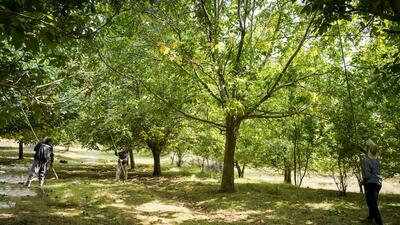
left=0, top=147, right=399, bottom=225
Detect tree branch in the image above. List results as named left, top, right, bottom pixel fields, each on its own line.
left=244, top=106, right=308, bottom=120
left=243, top=12, right=316, bottom=118
left=96, top=45, right=226, bottom=130
left=173, top=61, right=223, bottom=105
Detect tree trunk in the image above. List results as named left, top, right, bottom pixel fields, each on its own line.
left=171, top=151, right=176, bottom=165
left=284, top=164, right=292, bottom=184
left=220, top=116, right=240, bottom=193
left=129, top=149, right=135, bottom=170
left=176, top=150, right=183, bottom=167
left=241, top=163, right=246, bottom=178
left=293, top=128, right=298, bottom=186
left=358, top=182, right=364, bottom=193
left=235, top=160, right=243, bottom=178
left=18, top=140, right=23, bottom=159
left=151, top=149, right=161, bottom=176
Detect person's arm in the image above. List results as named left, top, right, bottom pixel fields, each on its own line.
left=357, top=145, right=367, bottom=155
left=362, top=158, right=371, bottom=184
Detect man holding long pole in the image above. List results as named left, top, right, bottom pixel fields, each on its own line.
left=24, top=136, right=54, bottom=187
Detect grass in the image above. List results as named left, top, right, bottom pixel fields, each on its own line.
left=0, top=147, right=399, bottom=224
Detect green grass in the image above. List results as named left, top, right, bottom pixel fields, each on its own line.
left=0, top=147, right=399, bottom=225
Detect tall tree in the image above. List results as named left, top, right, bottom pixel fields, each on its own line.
left=120, top=0, right=327, bottom=192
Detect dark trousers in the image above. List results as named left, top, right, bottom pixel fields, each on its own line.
left=25, top=159, right=48, bottom=187
left=364, top=183, right=383, bottom=225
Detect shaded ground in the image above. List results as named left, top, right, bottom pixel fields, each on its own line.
left=0, top=147, right=399, bottom=225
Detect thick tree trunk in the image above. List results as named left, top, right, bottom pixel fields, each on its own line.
left=151, top=149, right=161, bottom=176
left=220, top=116, right=240, bottom=193
left=129, top=149, right=135, bottom=170
left=18, top=140, right=23, bottom=159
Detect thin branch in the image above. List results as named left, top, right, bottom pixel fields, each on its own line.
left=269, top=72, right=329, bottom=95
left=96, top=46, right=226, bottom=130
left=200, top=0, right=214, bottom=44
left=236, top=0, right=246, bottom=65
left=244, top=106, right=308, bottom=120
left=31, top=87, right=87, bottom=105
left=173, top=61, right=223, bottom=104
left=244, top=12, right=317, bottom=118
left=258, top=1, right=284, bottom=72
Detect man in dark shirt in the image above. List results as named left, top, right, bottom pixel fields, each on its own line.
left=24, top=136, right=54, bottom=187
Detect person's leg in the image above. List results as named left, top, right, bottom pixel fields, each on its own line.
left=38, top=163, right=47, bottom=187
left=25, top=160, right=38, bottom=187
left=123, top=164, right=128, bottom=181
left=364, top=184, right=374, bottom=220
left=115, top=163, right=121, bottom=181
left=371, top=184, right=383, bottom=225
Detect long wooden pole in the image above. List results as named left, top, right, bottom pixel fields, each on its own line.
left=20, top=102, right=58, bottom=179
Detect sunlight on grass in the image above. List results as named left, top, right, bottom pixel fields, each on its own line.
left=211, top=209, right=263, bottom=223
left=100, top=202, right=132, bottom=210
left=178, top=175, right=219, bottom=183
left=0, top=213, right=13, bottom=219
left=93, top=190, right=118, bottom=201
left=61, top=190, right=74, bottom=199
left=387, top=202, right=400, bottom=207
left=135, top=200, right=209, bottom=224
left=50, top=208, right=80, bottom=217
left=136, top=200, right=191, bottom=213
left=305, top=202, right=334, bottom=210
